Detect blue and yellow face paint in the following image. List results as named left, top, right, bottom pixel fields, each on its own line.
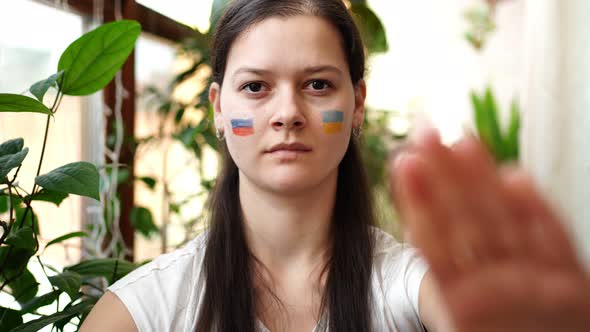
left=231, top=118, right=254, bottom=136
left=321, top=111, right=344, bottom=134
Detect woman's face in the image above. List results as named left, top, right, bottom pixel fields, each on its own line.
left=210, top=15, right=366, bottom=194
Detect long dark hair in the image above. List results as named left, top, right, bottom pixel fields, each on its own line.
left=197, top=0, right=376, bottom=331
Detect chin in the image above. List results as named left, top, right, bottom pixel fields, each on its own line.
left=261, top=167, right=337, bottom=195
left=265, top=173, right=318, bottom=194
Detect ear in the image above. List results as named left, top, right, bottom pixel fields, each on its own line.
left=352, top=79, right=367, bottom=128
left=209, top=82, right=224, bottom=133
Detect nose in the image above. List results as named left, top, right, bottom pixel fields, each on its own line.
left=270, top=90, right=306, bottom=131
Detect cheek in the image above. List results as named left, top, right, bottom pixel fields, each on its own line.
left=223, top=113, right=260, bottom=167
left=320, top=110, right=344, bottom=135
left=230, top=118, right=255, bottom=137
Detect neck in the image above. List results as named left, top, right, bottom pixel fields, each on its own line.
left=239, top=170, right=337, bottom=273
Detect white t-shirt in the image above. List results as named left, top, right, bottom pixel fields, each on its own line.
left=107, top=227, right=429, bottom=332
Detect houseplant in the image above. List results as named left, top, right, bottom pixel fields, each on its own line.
left=0, top=19, right=141, bottom=331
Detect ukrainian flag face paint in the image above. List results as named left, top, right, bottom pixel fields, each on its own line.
left=321, top=111, right=344, bottom=134
left=231, top=118, right=254, bottom=136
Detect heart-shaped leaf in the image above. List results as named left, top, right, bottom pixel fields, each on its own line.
left=350, top=4, right=389, bottom=54
left=26, top=189, right=69, bottom=206
left=7, top=268, right=38, bottom=305
left=5, top=226, right=36, bottom=250
left=0, top=94, right=52, bottom=115
left=0, top=138, right=24, bottom=157
left=35, top=162, right=100, bottom=201
left=29, top=71, right=64, bottom=102
left=58, top=20, right=141, bottom=96
left=0, top=148, right=29, bottom=181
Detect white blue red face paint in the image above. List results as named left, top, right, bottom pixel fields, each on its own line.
left=231, top=118, right=254, bottom=136
left=321, top=111, right=344, bottom=134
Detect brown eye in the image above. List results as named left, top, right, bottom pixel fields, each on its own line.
left=311, top=80, right=327, bottom=90
left=244, top=82, right=263, bottom=93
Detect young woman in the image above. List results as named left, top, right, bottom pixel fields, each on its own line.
left=81, top=0, right=590, bottom=331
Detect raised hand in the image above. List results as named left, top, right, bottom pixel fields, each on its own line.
left=391, top=128, right=590, bottom=332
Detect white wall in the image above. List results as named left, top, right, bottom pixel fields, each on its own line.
left=366, top=0, right=525, bottom=143
left=521, top=0, right=590, bottom=267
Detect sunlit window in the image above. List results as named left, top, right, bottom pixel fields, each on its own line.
left=136, top=0, right=214, bottom=32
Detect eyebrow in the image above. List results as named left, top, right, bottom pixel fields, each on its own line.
left=232, top=65, right=343, bottom=78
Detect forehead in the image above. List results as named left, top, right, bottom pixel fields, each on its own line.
left=225, top=15, right=349, bottom=76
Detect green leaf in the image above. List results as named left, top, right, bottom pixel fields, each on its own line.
left=174, top=107, right=186, bottom=124
left=202, top=129, right=218, bottom=151
left=0, top=195, right=7, bottom=214
left=5, top=226, right=36, bottom=250
left=58, top=20, right=141, bottom=96
left=138, top=176, right=156, bottom=190
left=8, top=268, right=38, bottom=305
left=0, top=306, right=23, bottom=332
left=0, top=246, right=33, bottom=271
left=11, top=300, right=92, bottom=332
left=505, top=99, right=520, bottom=161
left=116, top=168, right=130, bottom=184
left=0, top=148, right=29, bottom=180
left=471, top=89, right=502, bottom=161
left=0, top=94, right=53, bottom=115
left=0, top=191, right=21, bottom=214
left=0, top=138, right=24, bottom=157
left=350, top=4, right=389, bottom=54
left=26, top=189, right=69, bottom=206
left=176, top=125, right=203, bottom=147
left=482, top=87, right=506, bottom=159
left=65, top=258, right=136, bottom=283
left=45, top=231, right=88, bottom=250
left=20, top=290, right=61, bottom=314
left=130, top=206, right=159, bottom=238
left=49, top=271, right=82, bottom=300
left=209, top=0, right=232, bottom=30
left=29, top=71, right=64, bottom=102
left=14, top=206, right=39, bottom=237
left=35, top=162, right=100, bottom=201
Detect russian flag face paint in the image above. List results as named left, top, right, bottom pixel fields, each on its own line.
left=231, top=118, right=254, bottom=136
left=321, top=111, right=344, bottom=134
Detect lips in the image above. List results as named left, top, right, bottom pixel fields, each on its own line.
left=266, top=142, right=312, bottom=153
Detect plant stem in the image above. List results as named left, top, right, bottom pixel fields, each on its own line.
left=37, top=255, right=60, bottom=315
left=0, top=90, right=62, bottom=283
left=18, top=91, right=61, bottom=229
left=0, top=184, right=15, bottom=245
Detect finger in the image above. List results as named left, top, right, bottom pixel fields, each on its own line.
left=451, top=136, right=524, bottom=261
left=413, top=131, right=499, bottom=270
left=392, top=151, right=457, bottom=282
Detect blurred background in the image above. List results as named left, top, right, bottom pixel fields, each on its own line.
left=0, top=0, right=589, bottom=330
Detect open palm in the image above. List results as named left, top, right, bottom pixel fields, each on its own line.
left=392, top=129, right=590, bottom=332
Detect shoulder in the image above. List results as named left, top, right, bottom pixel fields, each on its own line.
left=109, top=231, right=208, bottom=293
left=80, top=291, right=137, bottom=332
left=371, top=226, right=427, bottom=277
left=370, top=226, right=429, bottom=331
left=100, top=231, right=209, bottom=332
